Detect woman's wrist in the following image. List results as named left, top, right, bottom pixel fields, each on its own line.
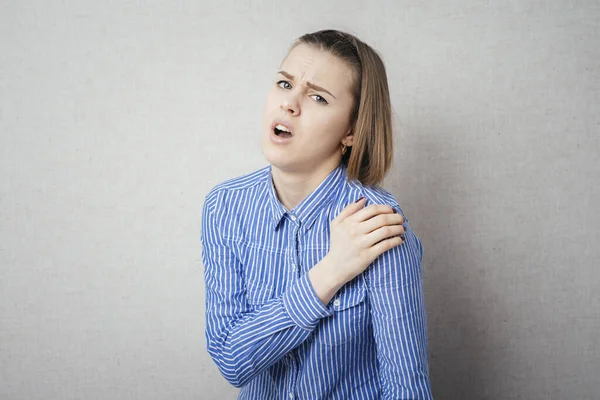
left=308, top=255, right=347, bottom=305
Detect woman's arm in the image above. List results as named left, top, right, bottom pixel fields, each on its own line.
left=365, top=209, right=433, bottom=399
left=201, top=197, right=335, bottom=388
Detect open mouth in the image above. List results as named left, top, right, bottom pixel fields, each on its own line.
left=273, top=123, right=293, bottom=138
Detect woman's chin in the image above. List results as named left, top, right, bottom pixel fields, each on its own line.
left=262, top=147, right=291, bottom=169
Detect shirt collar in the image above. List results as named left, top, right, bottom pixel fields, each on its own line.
left=266, top=163, right=347, bottom=231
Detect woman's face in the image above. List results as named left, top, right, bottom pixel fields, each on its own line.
left=261, top=43, right=356, bottom=173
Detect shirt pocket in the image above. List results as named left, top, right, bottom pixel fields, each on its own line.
left=245, top=281, right=274, bottom=307
left=312, top=277, right=369, bottom=346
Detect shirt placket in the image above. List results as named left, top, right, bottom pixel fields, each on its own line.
left=288, top=213, right=301, bottom=278
left=286, top=212, right=301, bottom=398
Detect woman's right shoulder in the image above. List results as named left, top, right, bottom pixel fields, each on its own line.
left=203, top=165, right=271, bottom=208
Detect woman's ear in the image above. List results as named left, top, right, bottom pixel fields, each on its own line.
left=344, top=129, right=354, bottom=147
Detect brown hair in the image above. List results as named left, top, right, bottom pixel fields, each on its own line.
left=291, top=29, right=393, bottom=187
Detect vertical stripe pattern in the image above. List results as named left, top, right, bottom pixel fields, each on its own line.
left=201, top=163, right=433, bottom=399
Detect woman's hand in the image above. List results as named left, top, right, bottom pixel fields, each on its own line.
left=309, top=197, right=406, bottom=304
left=326, top=196, right=405, bottom=284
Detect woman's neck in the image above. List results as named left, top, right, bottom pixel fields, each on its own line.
left=271, top=159, right=340, bottom=211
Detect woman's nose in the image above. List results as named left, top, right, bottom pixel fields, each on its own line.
left=280, top=95, right=300, bottom=115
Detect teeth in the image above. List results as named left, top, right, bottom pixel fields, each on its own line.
left=275, top=124, right=291, bottom=133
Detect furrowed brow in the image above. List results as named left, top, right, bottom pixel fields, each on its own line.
left=277, top=70, right=337, bottom=99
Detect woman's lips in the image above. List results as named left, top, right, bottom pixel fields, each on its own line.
left=274, top=124, right=292, bottom=135
left=270, top=126, right=294, bottom=144
left=271, top=120, right=294, bottom=136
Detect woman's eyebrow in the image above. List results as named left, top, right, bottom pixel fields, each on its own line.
left=277, top=70, right=337, bottom=99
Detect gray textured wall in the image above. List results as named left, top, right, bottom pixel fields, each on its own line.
left=1, top=1, right=598, bottom=399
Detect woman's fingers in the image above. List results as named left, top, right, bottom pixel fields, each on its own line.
left=333, top=197, right=366, bottom=224
left=364, top=224, right=406, bottom=248
left=327, top=199, right=408, bottom=286
left=359, top=213, right=405, bottom=234
left=352, top=204, right=403, bottom=224
left=368, top=236, right=405, bottom=260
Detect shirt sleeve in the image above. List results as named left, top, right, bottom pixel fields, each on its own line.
left=365, top=207, right=434, bottom=399
left=201, top=192, right=332, bottom=388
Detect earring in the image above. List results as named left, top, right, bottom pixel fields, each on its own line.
left=341, top=143, right=347, bottom=155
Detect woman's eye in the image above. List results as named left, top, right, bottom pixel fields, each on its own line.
left=311, top=94, right=329, bottom=104
left=277, top=80, right=292, bottom=90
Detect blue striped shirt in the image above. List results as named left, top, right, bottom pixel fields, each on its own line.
left=201, top=162, right=433, bottom=399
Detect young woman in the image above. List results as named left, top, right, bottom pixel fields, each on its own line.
left=201, top=29, right=433, bottom=399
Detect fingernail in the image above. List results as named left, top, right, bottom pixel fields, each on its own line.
left=355, top=196, right=365, bottom=203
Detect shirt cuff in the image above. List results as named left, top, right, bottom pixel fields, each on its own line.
left=282, top=272, right=333, bottom=330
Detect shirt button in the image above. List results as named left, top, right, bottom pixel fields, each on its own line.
left=288, top=393, right=294, bottom=399
left=290, top=214, right=297, bottom=221
left=291, top=262, right=297, bottom=270
left=333, top=299, right=341, bottom=307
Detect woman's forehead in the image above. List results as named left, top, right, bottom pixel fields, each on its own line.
left=280, top=44, right=355, bottom=93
